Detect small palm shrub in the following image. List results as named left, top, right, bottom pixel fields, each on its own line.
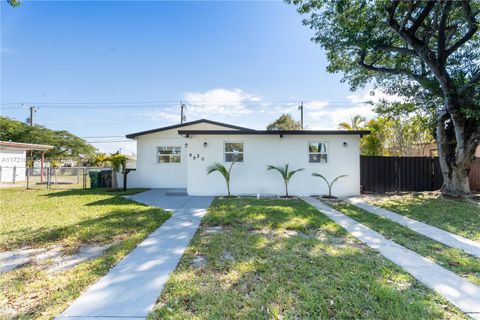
left=107, top=153, right=127, bottom=190
left=267, top=164, right=304, bottom=197
left=312, top=173, right=348, bottom=198
left=206, top=161, right=235, bottom=197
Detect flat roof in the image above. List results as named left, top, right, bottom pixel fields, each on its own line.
left=126, top=119, right=255, bottom=139
left=0, top=141, right=54, bottom=151
left=177, top=129, right=370, bottom=136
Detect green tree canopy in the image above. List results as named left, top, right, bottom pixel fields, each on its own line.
left=289, top=0, right=479, bottom=195
left=266, top=114, right=301, bottom=130
left=0, top=116, right=96, bottom=160
left=361, top=115, right=434, bottom=156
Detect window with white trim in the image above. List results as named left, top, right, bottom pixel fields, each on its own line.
left=224, top=142, right=244, bottom=163
left=157, top=146, right=181, bottom=163
left=308, top=142, right=328, bottom=163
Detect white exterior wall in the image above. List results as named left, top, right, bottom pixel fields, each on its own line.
left=127, top=123, right=240, bottom=189
left=0, top=149, right=27, bottom=182
left=185, top=134, right=361, bottom=197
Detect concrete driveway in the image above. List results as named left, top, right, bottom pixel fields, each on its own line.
left=57, top=189, right=213, bottom=320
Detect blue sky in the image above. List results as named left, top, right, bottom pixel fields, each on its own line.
left=1, top=1, right=377, bottom=154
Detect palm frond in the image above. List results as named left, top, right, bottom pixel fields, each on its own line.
left=268, top=164, right=304, bottom=196
left=313, top=173, right=348, bottom=197
left=207, top=162, right=230, bottom=181
left=287, top=168, right=304, bottom=181
left=331, top=174, right=348, bottom=185
left=312, top=172, right=330, bottom=185
left=338, top=122, right=352, bottom=130
left=267, top=165, right=286, bottom=176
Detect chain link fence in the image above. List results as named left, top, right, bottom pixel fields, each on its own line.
left=0, top=166, right=112, bottom=190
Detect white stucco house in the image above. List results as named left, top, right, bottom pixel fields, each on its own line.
left=124, top=119, right=369, bottom=197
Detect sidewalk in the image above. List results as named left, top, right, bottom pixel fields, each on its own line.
left=347, top=197, right=480, bottom=259
left=57, top=189, right=213, bottom=319
left=302, top=197, right=480, bottom=320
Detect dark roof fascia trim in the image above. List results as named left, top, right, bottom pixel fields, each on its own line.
left=126, top=119, right=255, bottom=139
left=178, top=130, right=370, bottom=137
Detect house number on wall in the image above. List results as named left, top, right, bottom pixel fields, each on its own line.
left=190, top=153, right=205, bottom=161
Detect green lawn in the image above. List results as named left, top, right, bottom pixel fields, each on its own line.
left=149, top=198, right=466, bottom=320
left=329, top=200, right=480, bottom=286
left=0, top=188, right=171, bottom=319
left=368, top=194, right=480, bottom=241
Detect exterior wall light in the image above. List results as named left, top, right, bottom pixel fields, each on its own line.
left=343, top=142, right=348, bottom=148
left=184, top=143, right=188, bottom=148
left=203, top=142, right=208, bottom=148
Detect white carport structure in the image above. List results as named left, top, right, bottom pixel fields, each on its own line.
left=0, top=141, right=54, bottom=183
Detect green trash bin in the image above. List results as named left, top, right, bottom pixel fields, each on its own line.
left=89, top=171, right=101, bottom=188
left=99, top=170, right=112, bottom=188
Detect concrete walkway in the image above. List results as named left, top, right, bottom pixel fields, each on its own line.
left=347, top=197, right=480, bottom=259
left=302, top=197, right=480, bottom=320
left=57, top=189, right=213, bottom=320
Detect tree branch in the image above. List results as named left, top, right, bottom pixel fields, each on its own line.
left=357, top=50, right=423, bottom=81
left=446, top=1, right=478, bottom=56
left=437, top=1, right=452, bottom=65
left=386, top=1, right=451, bottom=94
left=378, top=45, right=418, bottom=56
left=459, top=72, right=480, bottom=94
left=409, top=1, right=436, bottom=34
left=400, top=1, right=420, bottom=31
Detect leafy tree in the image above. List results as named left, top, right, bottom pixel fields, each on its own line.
left=361, top=117, right=391, bottom=156
left=207, top=161, right=235, bottom=197
left=338, top=115, right=366, bottom=130
left=312, top=173, right=348, bottom=198
left=289, top=0, right=480, bottom=196
left=267, top=164, right=304, bottom=197
left=0, top=116, right=96, bottom=160
left=267, top=114, right=301, bottom=130
left=359, top=115, right=434, bottom=156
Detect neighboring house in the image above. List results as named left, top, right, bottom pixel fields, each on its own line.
left=124, top=154, right=137, bottom=169
left=0, top=141, right=53, bottom=183
left=419, top=143, right=480, bottom=158
left=124, top=119, right=369, bottom=197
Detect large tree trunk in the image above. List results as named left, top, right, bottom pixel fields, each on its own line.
left=436, top=104, right=479, bottom=196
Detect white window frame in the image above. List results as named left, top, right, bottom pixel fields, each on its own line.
left=223, top=141, right=244, bottom=163
left=308, top=141, right=328, bottom=164
left=157, top=146, right=182, bottom=164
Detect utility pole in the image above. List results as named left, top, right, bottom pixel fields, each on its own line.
left=298, top=101, right=304, bottom=130
left=22, top=105, right=39, bottom=186
left=180, top=102, right=187, bottom=124
left=24, top=105, right=39, bottom=126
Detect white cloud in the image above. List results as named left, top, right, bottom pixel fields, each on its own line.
left=304, top=100, right=329, bottom=110
left=90, top=140, right=136, bottom=155
left=306, top=105, right=376, bottom=129
left=140, top=110, right=179, bottom=122
left=183, top=88, right=259, bottom=117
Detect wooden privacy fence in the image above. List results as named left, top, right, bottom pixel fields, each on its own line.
left=360, top=156, right=480, bottom=193
left=470, top=157, right=480, bottom=191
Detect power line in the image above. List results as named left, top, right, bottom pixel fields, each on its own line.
left=0, top=100, right=371, bottom=109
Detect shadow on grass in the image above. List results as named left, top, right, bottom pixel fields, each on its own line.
left=373, top=193, right=480, bottom=241
left=2, top=207, right=171, bottom=250
left=40, top=188, right=149, bottom=198
left=150, top=198, right=463, bottom=320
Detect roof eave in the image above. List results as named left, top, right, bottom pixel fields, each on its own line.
left=125, top=119, right=256, bottom=139
left=178, top=130, right=370, bottom=137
